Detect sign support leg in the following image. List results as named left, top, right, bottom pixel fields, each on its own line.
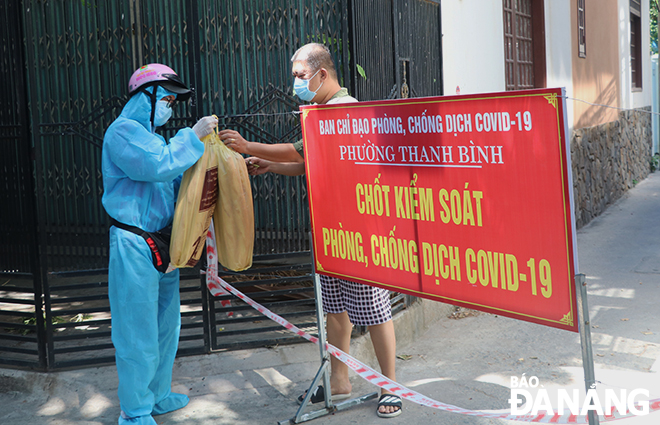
left=575, top=273, right=599, bottom=425
left=278, top=238, right=377, bottom=425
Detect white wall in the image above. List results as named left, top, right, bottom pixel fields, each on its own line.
left=544, top=0, right=574, bottom=130
left=618, top=0, right=653, bottom=109
left=441, top=0, right=505, bottom=95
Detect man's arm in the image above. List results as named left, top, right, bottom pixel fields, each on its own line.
left=245, top=157, right=305, bottom=176
left=219, top=129, right=304, bottom=163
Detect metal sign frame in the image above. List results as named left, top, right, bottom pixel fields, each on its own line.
left=278, top=236, right=378, bottom=425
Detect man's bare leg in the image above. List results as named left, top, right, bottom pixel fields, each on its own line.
left=368, top=320, right=398, bottom=415
left=326, top=311, right=353, bottom=395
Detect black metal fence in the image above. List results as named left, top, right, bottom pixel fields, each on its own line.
left=0, top=0, right=441, bottom=371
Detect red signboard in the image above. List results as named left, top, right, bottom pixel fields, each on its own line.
left=302, top=88, right=578, bottom=332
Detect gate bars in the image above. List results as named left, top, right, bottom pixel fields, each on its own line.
left=0, top=0, right=351, bottom=371
left=0, top=0, right=436, bottom=371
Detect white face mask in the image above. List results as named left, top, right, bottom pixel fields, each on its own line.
left=153, top=100, right=173, bottom=127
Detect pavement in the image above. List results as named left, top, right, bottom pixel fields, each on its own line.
left=2, top=172, right=660, bottom=425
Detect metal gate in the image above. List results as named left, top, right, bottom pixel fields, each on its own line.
left=351, top=0, right=443, bottom=101
left=0, top=0, right=47, bottom=369
left=0, top=0, right=442, bottom=371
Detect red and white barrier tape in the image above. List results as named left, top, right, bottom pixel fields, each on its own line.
left=204, top=227, right=660, bottom=423
left=205, top=221, right=232, bottom=314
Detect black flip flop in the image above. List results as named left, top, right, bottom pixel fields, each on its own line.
left=377, top=394, right=402, bottom=418
left=296, top=385, right=352, bottom=405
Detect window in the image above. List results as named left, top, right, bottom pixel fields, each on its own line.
left=503, top=0, right=534, bottom=90
left=630, top=0, right=642, bottom=89
left=503, top=0, right=546, bottom=90
left=577, top=0, right=586, bottom=58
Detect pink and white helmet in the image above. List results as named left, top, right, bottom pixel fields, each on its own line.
left=128, top=63, right=192, bottom=101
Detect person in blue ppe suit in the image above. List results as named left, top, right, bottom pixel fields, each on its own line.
left=102, top=63, right=218, bottom=425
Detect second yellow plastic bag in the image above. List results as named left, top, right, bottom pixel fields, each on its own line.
left=213, top=133, right=254, bottom=271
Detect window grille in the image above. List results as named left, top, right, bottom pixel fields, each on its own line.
left=503, top=0, right=535, bottom=90
left=630, top=0, right=642, bottom=89
left=578, top=0, right=586, bottom=58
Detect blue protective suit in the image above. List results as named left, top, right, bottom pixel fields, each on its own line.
left=102, top=86, right=204, bottom=425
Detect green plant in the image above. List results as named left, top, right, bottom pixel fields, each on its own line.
left=651, top=153, right=660, bottom=172
left=652, top=0, right=659, bottom=54
left=22, top=314, right=65, bottom=335
left=356, top=64, right=367, bottom=80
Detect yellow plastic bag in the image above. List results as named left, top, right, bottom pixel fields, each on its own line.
left=170, top=135, right=220, bottom=268
left=213, top=133, right=254, bottom=271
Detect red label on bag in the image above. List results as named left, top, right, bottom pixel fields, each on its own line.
left=199, top=166, right=219, bottom=212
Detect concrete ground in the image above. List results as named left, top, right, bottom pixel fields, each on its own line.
left=2, top=172, right=660, bottom=425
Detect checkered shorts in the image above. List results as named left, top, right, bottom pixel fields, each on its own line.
left=319, top=274, right=392, bottom=326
